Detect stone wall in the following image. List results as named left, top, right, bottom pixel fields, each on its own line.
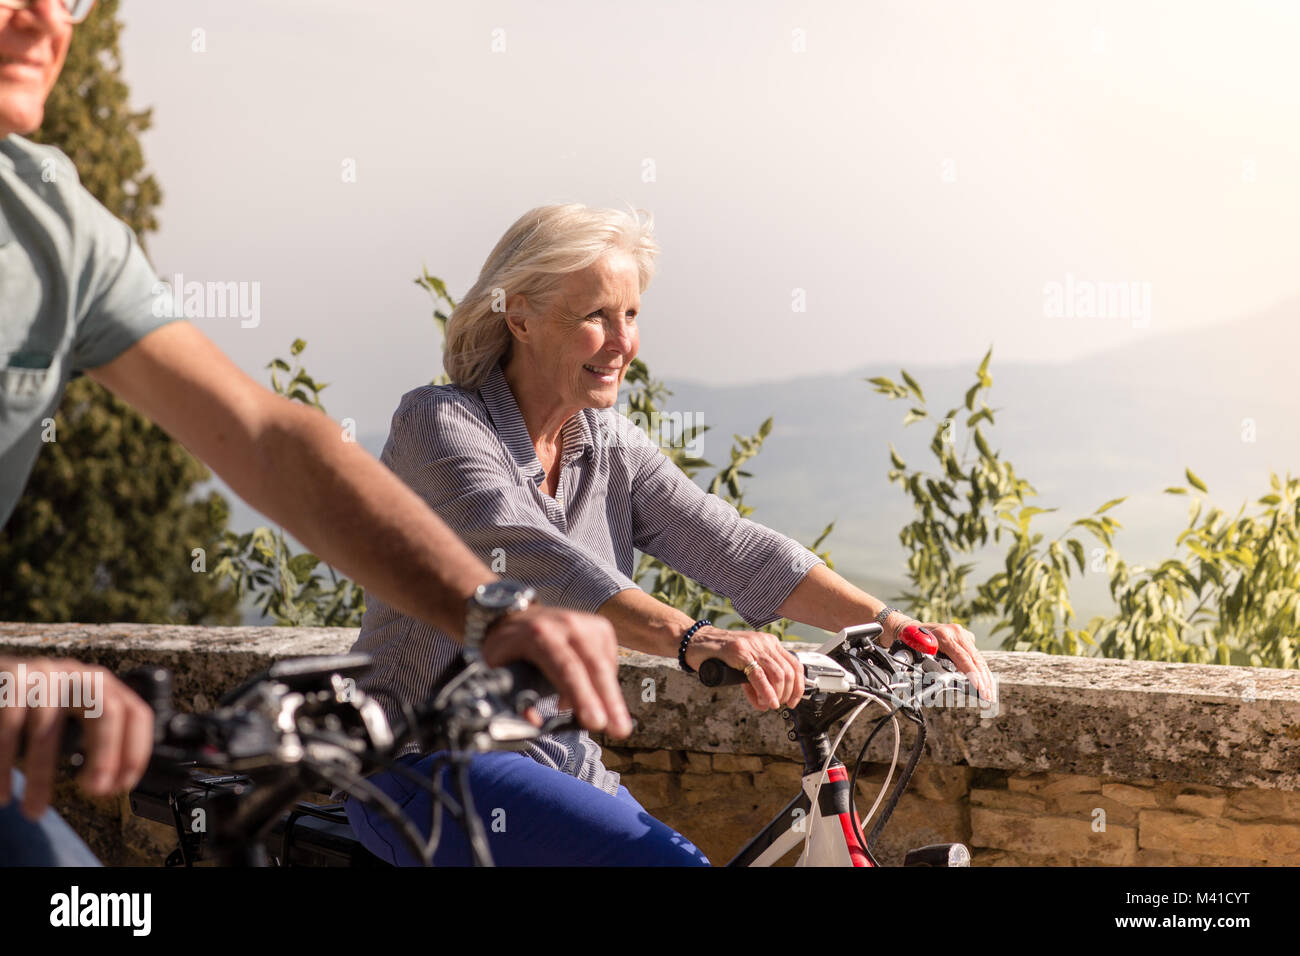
left=3, top=622, right=1298, bottom=866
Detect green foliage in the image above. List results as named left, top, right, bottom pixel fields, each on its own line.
left=0, top=380, right=238, bottom=624
left=28, top=0, right=161, bottom=240
left=1091, top=473, right=1299, bottom=667
left=211, top=342, right=365, bottom=627
left=414, top=267, right=454, bottom=386
left=0, top=0, right=237, bottom=625
left=872, top=350, right=1299, bottom=668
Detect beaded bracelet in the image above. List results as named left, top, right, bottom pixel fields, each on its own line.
left=677, top=619, right=712, bottom=673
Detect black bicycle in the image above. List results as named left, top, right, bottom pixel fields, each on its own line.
left=121, top=650, right=565, bottom=867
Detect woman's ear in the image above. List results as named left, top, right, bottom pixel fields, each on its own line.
left=504, top=293, right=532, bottom=342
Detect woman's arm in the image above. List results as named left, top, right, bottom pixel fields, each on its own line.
left=776, top=564, right=995, bottom=701
left=615, top=415, right=994, bottom=702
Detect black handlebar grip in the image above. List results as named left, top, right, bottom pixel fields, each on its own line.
left=502, top=659, right=556, bottom=704
left=122, top=666, right=172, bottom=717
left=698, top=658, right=748, bottom=688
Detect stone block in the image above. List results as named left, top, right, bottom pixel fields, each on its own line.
left=759, top=760, right=806, bottom=788
left=712, top=753, right=763, bottom=773
left=970, top=807, right=1136, bottom=865
left=1138, top=811, right=1300, bottom=863
left=1172, top=792, right=1227, bottom=817
left=623, top=773, right=674, bottom=810
left=681, top=752, right=712, bottom=773
left=908, top=764, right=973, bottom=802
left=632, top=750, right=679, bottom=772
left=1101, top=783, right=1161, bottom=808
left=600, top=747, right=632, bottom=772
left=970, top=788, right=1048, bottom=815
left=1050, top=791, right=1139, bottom=828
left=1225, top=788, right=1300, bottom=822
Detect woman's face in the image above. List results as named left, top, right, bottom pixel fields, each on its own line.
left=526, top=251, right=641, bottom=411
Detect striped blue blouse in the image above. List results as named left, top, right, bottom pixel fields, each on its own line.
left=349, top=362, right=823, bottom=795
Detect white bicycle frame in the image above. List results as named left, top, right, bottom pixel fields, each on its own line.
left=726, top=626, right=967, bottom=868
left=739, top=762, right=875, bottom=867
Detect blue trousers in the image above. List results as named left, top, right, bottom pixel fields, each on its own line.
left=345, top=751, right=710, bottom=866
left=0, top=770, right=101, bottom=866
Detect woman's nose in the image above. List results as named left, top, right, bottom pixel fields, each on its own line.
left=605, top=318, right=634, bottom=354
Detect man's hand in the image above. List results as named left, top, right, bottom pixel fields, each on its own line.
left=479, top=608, right=632, bottom=738
left=0, top=657, right=155, bottom=821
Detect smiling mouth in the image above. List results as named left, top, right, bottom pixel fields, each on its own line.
left=0, top=54, right=46, bottom=69
left=583, top=364, right=621, bottom=380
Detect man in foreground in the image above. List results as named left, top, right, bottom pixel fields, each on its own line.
left=0, top=0, right=631, bottom=863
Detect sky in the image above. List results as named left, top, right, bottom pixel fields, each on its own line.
left=114, top=0, right=1300, bottom=437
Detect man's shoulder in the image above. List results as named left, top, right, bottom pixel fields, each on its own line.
left=0, top=134, right=80, bottom=186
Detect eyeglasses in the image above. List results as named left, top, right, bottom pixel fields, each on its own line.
left=0, top=0, right=97, bottom=25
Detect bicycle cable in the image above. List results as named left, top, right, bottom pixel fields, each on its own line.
left=802, top=690, right=893, bottom=864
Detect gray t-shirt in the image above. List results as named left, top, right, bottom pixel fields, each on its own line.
left=0, top=134, right=178, bottom=529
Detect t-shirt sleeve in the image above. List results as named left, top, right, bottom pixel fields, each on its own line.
left=69, top=179, right=178, bottom=372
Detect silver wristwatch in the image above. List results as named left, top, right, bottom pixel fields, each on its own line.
left=464, top=580, right=536, bottom=649
left=875, top=604, right=903, bottom=636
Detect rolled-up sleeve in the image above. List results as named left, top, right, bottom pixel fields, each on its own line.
left=384, top=391, right=638, bottom=613
left=618, top=418, right=824, bottom=628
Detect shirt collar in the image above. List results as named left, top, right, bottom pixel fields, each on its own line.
left=479, top=363, right=594, bottom=484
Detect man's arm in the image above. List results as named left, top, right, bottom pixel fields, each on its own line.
left=88, top=322, right=486, bottom=633
left=85, top=322, right=631, bottom=736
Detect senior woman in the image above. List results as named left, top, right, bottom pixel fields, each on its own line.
left=345, top=203, right=995, bottom=866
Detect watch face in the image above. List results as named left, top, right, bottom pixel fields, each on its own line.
left=476, top=580, right=533, bottom=611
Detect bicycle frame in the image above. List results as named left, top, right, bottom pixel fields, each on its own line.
left=718, top=624, right=971, bottom=867
left=729, top=761, right=872, bottom=867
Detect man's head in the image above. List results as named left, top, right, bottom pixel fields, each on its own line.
left=0, top=0, right=94, bottom=137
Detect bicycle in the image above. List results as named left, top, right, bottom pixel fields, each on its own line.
left=696, top=621, right=974, bottom=867
left=118, top=650, right=565, bottom=867
left=121, top=620, right=973, bottom=867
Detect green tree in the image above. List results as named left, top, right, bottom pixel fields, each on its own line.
left=871, top=351, right=1299, bottom=668
left=0, top=0, right=236, bottom=624
left=211, top=340, right=365, bottom=627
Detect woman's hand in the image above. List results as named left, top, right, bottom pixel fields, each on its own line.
left=684, top=627, right=805, bottom=710
left=906, top=621, right=996, bottom=702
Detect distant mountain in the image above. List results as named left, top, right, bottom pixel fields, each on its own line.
left=211, top=300, right=1299, bottom=633
left=660, top=299, right=1299, bottom=626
